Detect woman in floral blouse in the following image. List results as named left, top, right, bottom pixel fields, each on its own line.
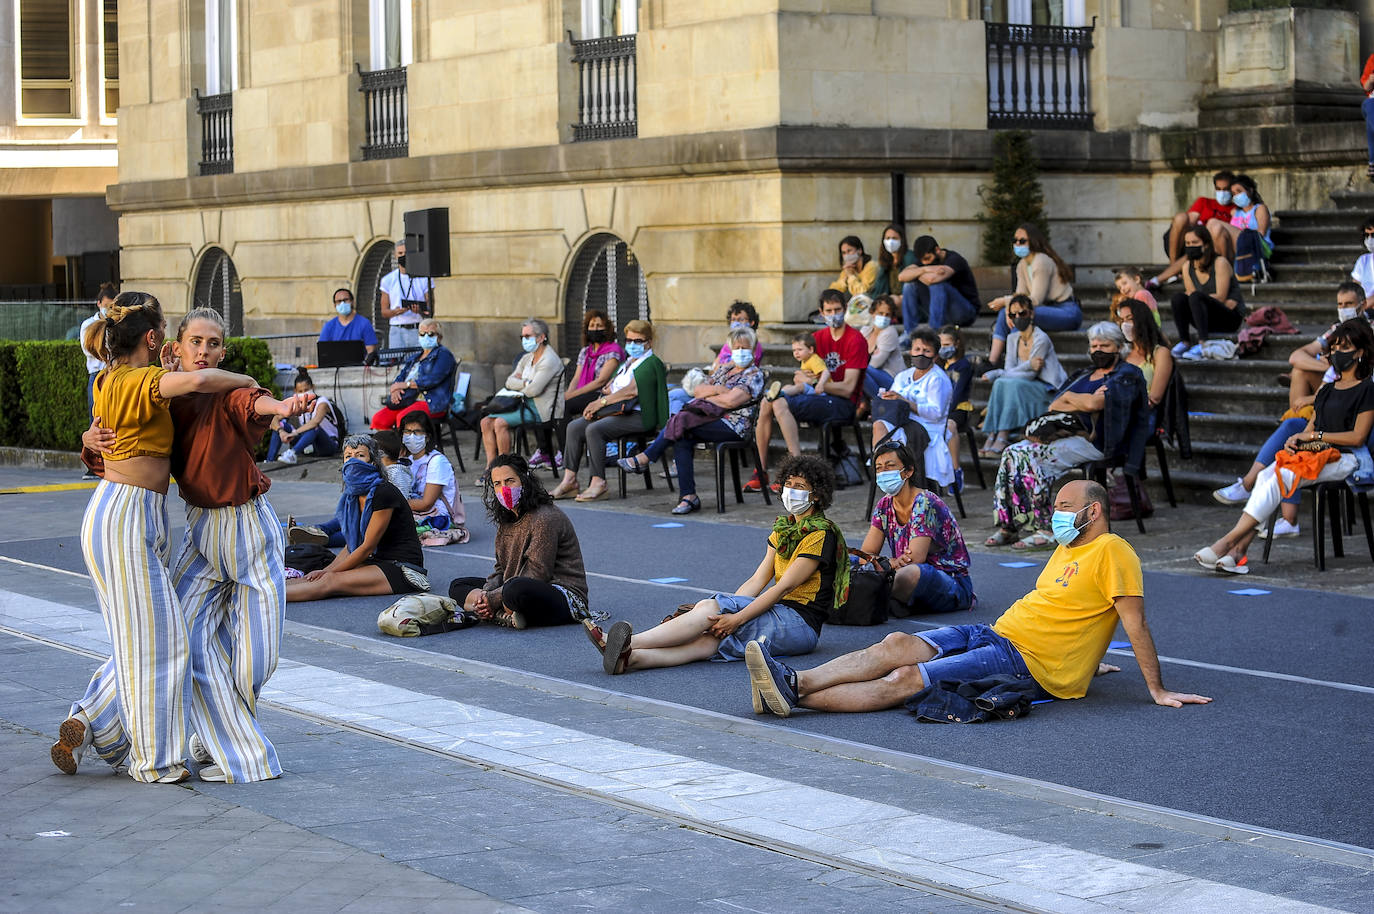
left=857, top=441, right=975, bottom=614
left=617, top=325, right=766, bottom=514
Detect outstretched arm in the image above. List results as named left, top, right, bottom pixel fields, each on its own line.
left=1115, top=596, right=1212, bottom=707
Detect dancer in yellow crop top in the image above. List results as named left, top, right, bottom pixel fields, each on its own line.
left=51, top=292, right=262, bottom=784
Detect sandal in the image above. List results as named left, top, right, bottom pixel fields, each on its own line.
left=671, top=495, right=701, bottom=515
left=617, top=456, right=647, bottom=475
left=984, top=529, right=1018, bottom=547
left=1012, top=532, right=1055, bottom=550
left=575, top=484, right=609, bottom=502
left=550, top=479, right=579, bottom=500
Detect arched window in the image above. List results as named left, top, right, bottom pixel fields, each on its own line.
left=192, top=247, right=243, bottom=336
left=562, top=233, right=648, bottom=350
left=354, top=239, right=396, bottom=331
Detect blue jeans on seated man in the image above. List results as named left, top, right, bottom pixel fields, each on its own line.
left=266, top=425, right=338, bottom=462
left=863, top=367, right=894, bottom=401
left=784, top=392, right=856, bottom=425
left=992, top=300, right=1082, bottom=341
left=903, top=281, right=978, bottom=331
left=914, top=623, right=1049, bottom=699
left=641, top=418, right=744, bottom=498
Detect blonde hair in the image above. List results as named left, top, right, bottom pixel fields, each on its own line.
left=176, top=307, right=229, bottom=341
left=82, top=291, right=164, bottom=364
left=623, top=319, right=653, bottom=343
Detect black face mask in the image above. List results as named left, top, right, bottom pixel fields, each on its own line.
left=1184, top=245, right=1204, bottom=260
left=396, top=254, right=407, bottom=268
left=1089, top=350, right=1117, bottom=370
left=585, top=329, right=608, bottom=344
left=1328, top=349, right=1358, bottom=374
left=1012, top=315, right=1033, bottom=332
left=911, top=354, right=934, bottom=370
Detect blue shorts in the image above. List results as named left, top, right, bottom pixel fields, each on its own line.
left=706, top=592, right=820, bottom=662
left=907, top=566, right=974, bottom=614
left=784, top=392, right=856, bottom=425
left=914, top=623, right=1048, bottom=697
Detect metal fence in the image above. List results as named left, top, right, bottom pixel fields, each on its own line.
left=570, top=33, right=637, bottom=141
left=985, top=21, right=1094, bottom=130
left=0, top=301, right=96, bottom=342
left=196, top=90, right=234, bottom=175
left=359, top=65, right=408, bottom=160
left=257, top=333, right=322, bottom=368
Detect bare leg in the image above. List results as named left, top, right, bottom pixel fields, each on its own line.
left=1207, top=511, right=1261, bottom=560
left=946, top=419, right=960, bottom=467
left=754, top=399, right=775, bottom=473
left=889, top=564, right=922, bottom=604
left=626, top=637, right=721, bottom=671
left=1287, top=368, right=1323, bottom=413
left=871, top=419, right=890, bottom=449
left=493, top=418, right=513, bottom=457
left=1167, top=212, right=1190, bottom=262
left=629, top=600, right=720, bottom=650
left=1240, top=460, right=1265, bottom=490
left=800, top=664, right=927, bottom=712
left=479, top=416, right=498, bottom=466
left=795, top=631, right=934, bottom=696
left=285, top=566, right=395, bottom=602
left=773, top=397, right=802, bottom=457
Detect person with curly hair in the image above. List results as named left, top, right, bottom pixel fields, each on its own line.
left=447, top=454, right=593, bottom=630
left=587, top=455, right=848, bottom=675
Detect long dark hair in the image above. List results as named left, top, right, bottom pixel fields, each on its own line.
left=1231, top=173, right=1264, bottom=207
left=1115, top=298, right=1170, bottom=362
left=1018, top=223, right=1073, bottom=284
left=483, top=453, right=554, bottom=524
left=1329, top=317, right=1374, bottom=380
left=1182, top=224, right=1218, bottom=272
left=838, top=235, right=871, bottom=270
left=878, top=224, right=907, bottom=274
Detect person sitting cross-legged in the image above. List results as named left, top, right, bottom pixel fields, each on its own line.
left=587, top=455, right=846, bottom=675
left=746, top=479, right=1212, bottom=718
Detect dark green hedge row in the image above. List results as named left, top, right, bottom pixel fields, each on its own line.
left=0, top=338, right=279, bottom=451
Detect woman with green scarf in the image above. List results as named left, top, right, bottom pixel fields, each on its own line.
left=587, top=455, right=849, bottom=675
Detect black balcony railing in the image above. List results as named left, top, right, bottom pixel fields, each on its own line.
left=195, top=90, right=234, bottom=175
left=570, top=33, right=637, bottom=141
left=359, top=64, right=408, bottom=160
left=985, top=22, right=1094, bottom=131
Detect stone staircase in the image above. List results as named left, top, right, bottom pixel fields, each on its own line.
left=731, top=189, right=1374, bottom=499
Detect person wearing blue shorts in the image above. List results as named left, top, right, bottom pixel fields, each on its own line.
left=747, top=479, right=1213, bottom=717
left=588, top=456, right=847, bottom=676
left=859, top=441, right=974, bottom=614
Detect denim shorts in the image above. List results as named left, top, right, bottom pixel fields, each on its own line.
left=914, top=623, right=1047, bottom=696
left=907, top=566, right=974, bottom=614
left=707, top=592, right=820, bottom=662
left=785, top=392, right=856, bottom=425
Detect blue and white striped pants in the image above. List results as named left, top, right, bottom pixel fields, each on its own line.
left=174, top=495, right=286, bottom=782
left=74, top=481, right=190, bottom=782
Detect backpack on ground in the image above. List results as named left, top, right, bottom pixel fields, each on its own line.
left=377, top=593, right=479, bottom=637
left=284, top=543, right=334, bottom=574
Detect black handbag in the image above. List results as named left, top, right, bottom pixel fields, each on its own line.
left=870, top=397, right=911, bottom=428
left=828, top=550, right=894, bottom=625
left=482, top=394, right=526, bottom=416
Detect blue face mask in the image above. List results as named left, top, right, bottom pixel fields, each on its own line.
left=1232, top=192, right=1251, bottom=208
left=875, top=470, right=905, bottom=495
left=1215, top=189, right=1232, bottom=206
left=730, top=321, right=749, bottom=331
left=872, top=315, right=891, bottom=330
left=730, top=348, right=754, bottom=368
left=418, top=334, right=438, bottom=350
left=335, top=300, right=352, bottom=316
left=1050, top=505, right=1090, bottom=546
left=1013, top=243, right=1031, bottom=259
left=625, top=341, right=646, bottom=359
left=521, top=336, right=538, bottom=353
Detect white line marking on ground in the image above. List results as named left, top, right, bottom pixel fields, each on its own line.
left=0, top=555, right=89, bottom=579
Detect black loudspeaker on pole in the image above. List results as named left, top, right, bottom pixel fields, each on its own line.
left=403, top=208, right=451, bottom=277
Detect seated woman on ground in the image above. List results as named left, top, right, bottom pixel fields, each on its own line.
left=861, top=442, right=975, bottom=615
left=982, top=223, right=1081, bottom=368
left=1196, top=319, right=1374, bottom=574
left=400, top=412, right=468, bottom=545
left=551, top=319, right=669, bottom=502
left=265, top=369, right=340, bottom=465
left=871, top=324, right=955, bottom=492
left=370, top=319, right=459, bottom=429
left=829, top=235, right=880, bottom=299
left=939, top=326, right=973, bottom=492
left=285, top=435, right=429, bottom=602
left=618, top=325, right=766, bottom=515
left=978, top=295, right=1067, bottom=457
left=587, top=455, right=846, bottom=676
left=479, top=317, right=563, bottom=466
left=1115, top=298, right=1173, bottom=414
left=861, top=295, right=906, bottom=399
left=1165, top=226, right=1245, bottom=360
left=448, top=453, right=595, bottom=631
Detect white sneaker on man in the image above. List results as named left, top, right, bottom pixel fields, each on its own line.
left=277, top=448, right=297, bottom=465
left=1212, top=478, right=1249, bottom=505
left=1257, top=517, right=1300, bottom=539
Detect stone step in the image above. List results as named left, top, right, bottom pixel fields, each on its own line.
left=1268, top=244, right=1362, bottom=263
left=1271, top=225, right=1358, bottom=246
left=1273, top=209, right=1367, bottom=228
left=1329, top=189, right=1374, bottom=210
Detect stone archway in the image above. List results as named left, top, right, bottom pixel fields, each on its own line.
left=354, top=239, right=396, bottom=332
left=561, top=232, right=649, bottom=350
left=192, top=246, right=244, bottom=336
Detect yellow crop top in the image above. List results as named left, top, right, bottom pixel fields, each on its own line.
left=92, top=365, right=174, bottom=460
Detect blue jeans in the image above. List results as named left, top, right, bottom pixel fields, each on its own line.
left=902, top=282, right=979, bottom=330
left=644, top=419, right=744, bottom=498
left=266, top=425, right=338, bottom=462
left=318, top=518, right=345, bottom=548
left=1363, top=97, right=1374, bottom=163
left=992, top=300, right=1083, bottom=340
left=707, top=593, right=819, bottom=661
left=915, top=623, right=1047, bottom=695
left=863, top=367, right=895, bottom=400
left=1257, top=417, right=1310, bottom=506
left=907, top=566, right=974, bottom=614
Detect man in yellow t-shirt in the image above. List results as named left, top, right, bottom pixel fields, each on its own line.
left=747, top=479, right=1213, bottom=718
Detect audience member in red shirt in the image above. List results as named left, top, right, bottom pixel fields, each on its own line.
left=1165, top=170, right=1235, bottom=264
left=1361, top=54, right=1374, bottom=179
left=749, top=289, right=869, bottom=491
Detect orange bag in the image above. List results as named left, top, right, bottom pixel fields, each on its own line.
left=1273, top=448, right=1341, bottom=498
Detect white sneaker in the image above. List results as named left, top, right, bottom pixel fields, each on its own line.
left=277, top=448, right=297, bottom=465
left=1171, top=341, right=1190, bottom=356
left=1212, top=478, right=1249, bottom=505
left=188, top=732, right=213, bottom=764
left=1179, top=344, right=1204, bottom=361
left=197, top=764, right=229, bottom=783
left=1258, top=517, right=1300, bottom=539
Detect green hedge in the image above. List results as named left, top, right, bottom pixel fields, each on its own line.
left=0, top=337, right=280, bottom=451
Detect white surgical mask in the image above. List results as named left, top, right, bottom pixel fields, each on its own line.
left=1215, top=190, right=1232, bottom=206
left=883, top=237, right=902, bottom=253
left=521, top=336, right=538, bottom=353
left=1338, top=307, right=1358, bottom=323
left=780, top=487, right=812, bottom=515
left=730, top=348, right=754, bottom=368
left=1364, top=236, right=1374, bottom=255
left=1121, top=321, right=1134, bottom=342
left=402, top=433, right=426, bottom=454
left=872, top=315, right=891, bottom=329
left=418, top=333, right=438, bottom=350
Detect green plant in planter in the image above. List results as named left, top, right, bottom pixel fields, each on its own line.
left=977, top=130, right=1050, bottom=269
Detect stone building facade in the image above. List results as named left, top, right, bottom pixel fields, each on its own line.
left=108, top=0, right=1368, bottom=365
